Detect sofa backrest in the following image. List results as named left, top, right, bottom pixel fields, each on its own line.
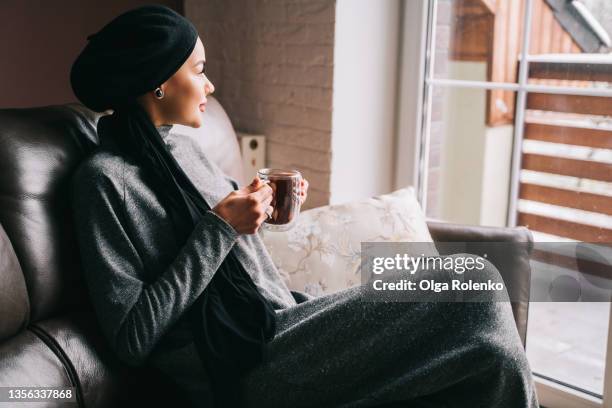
left=0, top=104, right=101, bottom=323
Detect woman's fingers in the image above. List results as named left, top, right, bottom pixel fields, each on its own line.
left=257, top=203, right=273, bottom=225
left=299, top=178, right=309, bottom=204
left=252, top=182, right=273, bottom=202
left=262, top=194, right=273, bottom=209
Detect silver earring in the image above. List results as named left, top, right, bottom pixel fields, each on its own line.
left=154, top=87, right=164, bottom=99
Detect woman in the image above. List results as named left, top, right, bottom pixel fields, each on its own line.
left=70, top=5, right=538, bottom=408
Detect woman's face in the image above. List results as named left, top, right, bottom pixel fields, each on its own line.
left=151, top=36, right=215, bottom=128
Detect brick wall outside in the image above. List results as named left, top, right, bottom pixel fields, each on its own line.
left=185, top=0, right=336, bottom=210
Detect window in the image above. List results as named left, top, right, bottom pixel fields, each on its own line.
left=418, top=0, right=612, bottom=406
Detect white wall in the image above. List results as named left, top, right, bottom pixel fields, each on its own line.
left=439, top=62, right=487, bottom=224
left=330, top=0, right=401, bottom=204
left=438, top=61, right=513, bottom=227
left=480, top=125, right=513, bottom=226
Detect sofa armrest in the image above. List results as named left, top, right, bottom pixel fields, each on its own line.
left=426, top=220, right=534, bottom=348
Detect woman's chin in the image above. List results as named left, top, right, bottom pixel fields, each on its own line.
left=191, top=116, right=203, bottom=128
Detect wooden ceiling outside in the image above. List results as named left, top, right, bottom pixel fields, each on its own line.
left=449, top=0, right=583, bottom=125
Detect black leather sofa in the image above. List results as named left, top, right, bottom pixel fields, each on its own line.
left=0, top=102, right=533, bottom=407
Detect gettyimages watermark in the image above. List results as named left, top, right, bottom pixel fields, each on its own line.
left=359, top=241, right=612, bottom=302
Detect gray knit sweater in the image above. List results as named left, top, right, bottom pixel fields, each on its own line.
left=71, top=124, right=296, bottom=367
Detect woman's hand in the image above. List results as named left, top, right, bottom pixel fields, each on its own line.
left=212, top=177, right=273, bottom=234
left=299, top=178, right=309, bottom=206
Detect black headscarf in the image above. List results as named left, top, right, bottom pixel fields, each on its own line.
left=70, top=5, right=275, bottom=407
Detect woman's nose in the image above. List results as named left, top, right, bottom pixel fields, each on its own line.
left=206, top=80, right=215, bottom=96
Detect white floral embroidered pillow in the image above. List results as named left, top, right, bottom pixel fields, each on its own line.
left=258, top=186, right=438, bottom=297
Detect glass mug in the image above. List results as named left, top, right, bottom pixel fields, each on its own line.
left=257, top=168, right=302, bottom=232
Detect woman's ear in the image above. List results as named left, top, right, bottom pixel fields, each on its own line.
left=157, top=80, right=173, bottom=100
left=154, top=84, right=165, bottom=99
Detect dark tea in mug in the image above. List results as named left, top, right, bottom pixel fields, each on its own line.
left=257, top=168, right=302, bottom=231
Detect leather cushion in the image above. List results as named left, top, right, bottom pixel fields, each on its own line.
left=0, top=105, right=100, bottom=322
left=0, top=329, right=74, bottom=408
left=0, top=223, right=29, bottom=341
left=31, top=311, right=123, bottom=408
left=33, top=311, right=194, bottom=408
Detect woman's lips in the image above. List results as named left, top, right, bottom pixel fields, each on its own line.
left=199, top=103, right=206, bottom=112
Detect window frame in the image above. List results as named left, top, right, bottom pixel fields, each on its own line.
left=413, top=0, right=612, bottom=406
